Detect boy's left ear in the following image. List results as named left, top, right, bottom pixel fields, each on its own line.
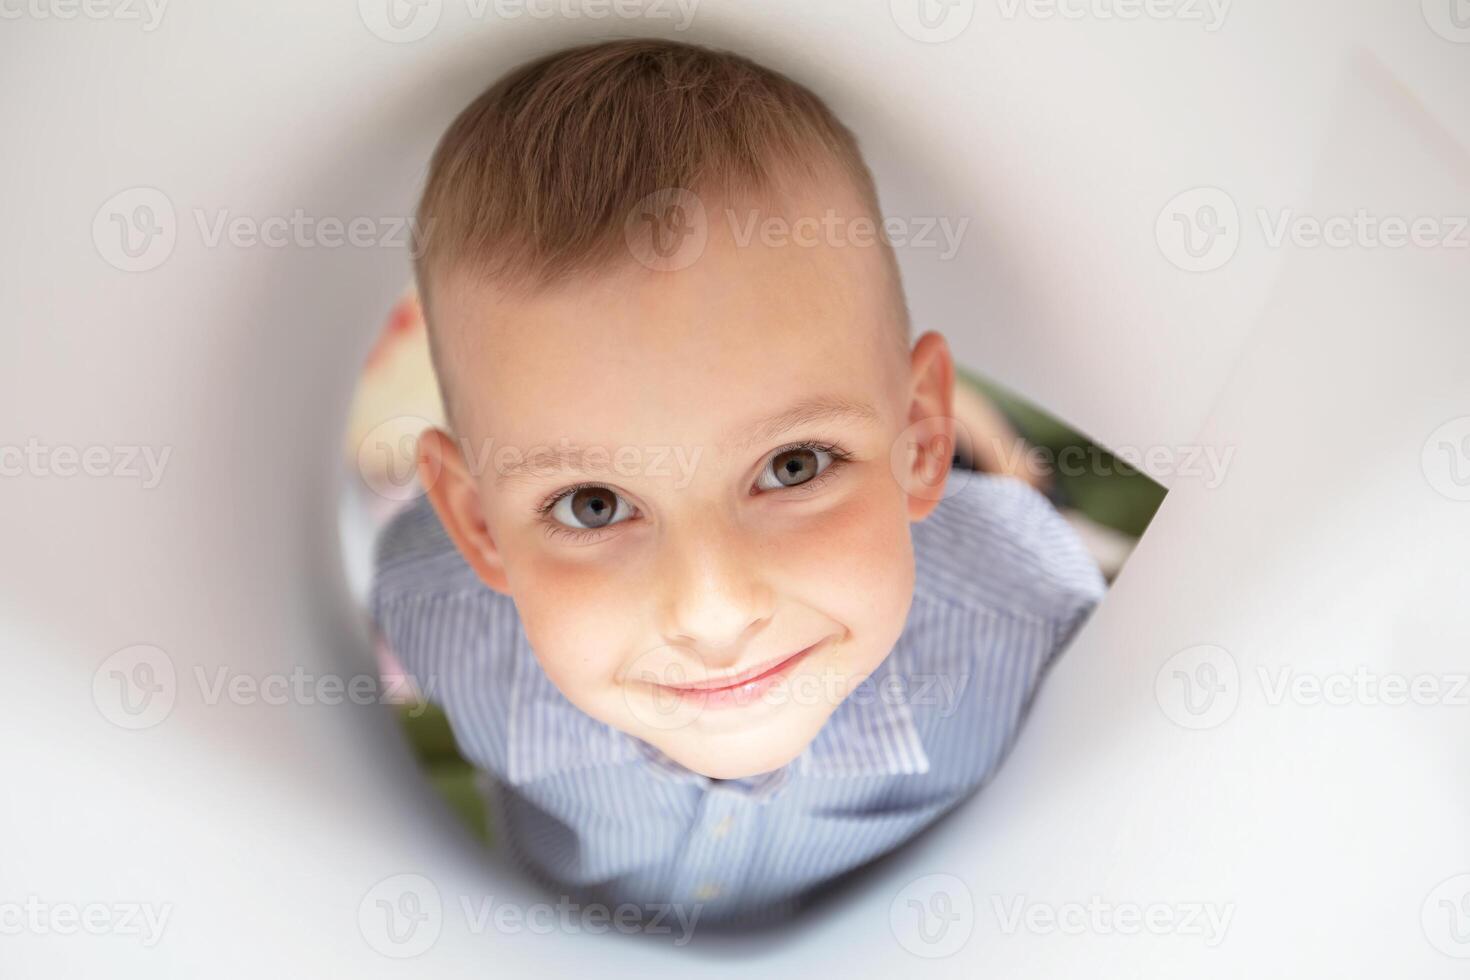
left=416, top=426, right=512, bottom=595
left=899, top=330, right=957, bottom=522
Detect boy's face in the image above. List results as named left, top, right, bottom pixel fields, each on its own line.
left=419, top=180, right=955, bottom=779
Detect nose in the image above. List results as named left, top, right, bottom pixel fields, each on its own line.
left=657, top=510, right=775, bottom=667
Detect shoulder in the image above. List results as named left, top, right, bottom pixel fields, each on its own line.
left=367, top=496, right=516, bottom=672
left=370, top=495, right=487, bottom=611
left=367, top=496, right=526, bottom=779
left=910, top=471, right=1105, bottom=634
left=368, top=495, right=526, bottom=718
left=893, top=473, right=1105, bottom=787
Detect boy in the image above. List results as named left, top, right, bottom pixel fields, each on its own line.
left=371, top=37, right=1103, bottom=927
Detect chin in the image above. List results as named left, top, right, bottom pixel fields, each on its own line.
left=666, top=726, right=815, bottom=781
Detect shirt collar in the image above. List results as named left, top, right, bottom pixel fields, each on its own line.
left=505, top=632, right=931, bottom=802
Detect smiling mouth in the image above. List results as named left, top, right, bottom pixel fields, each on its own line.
left=655, top=637, right=829, bottom=709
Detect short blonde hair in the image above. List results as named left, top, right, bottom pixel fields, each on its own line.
left=414, top=38, right=907, bottom=419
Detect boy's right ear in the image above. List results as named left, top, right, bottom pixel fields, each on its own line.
left=417, top=427, right=511, bottom=595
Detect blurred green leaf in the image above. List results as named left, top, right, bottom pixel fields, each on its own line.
left=395, top=702, right=490, bottom=844
left=959, top=368, right=1166, bottom=538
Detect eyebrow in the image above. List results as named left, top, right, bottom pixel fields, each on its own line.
left=492, top=395, right=882, bottom=489
left=724, top=395, right=883, bottom=454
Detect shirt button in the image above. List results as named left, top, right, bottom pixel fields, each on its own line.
left=710, top=815, right=734, bottom=839
left=693, top=882, right=723, bottom=901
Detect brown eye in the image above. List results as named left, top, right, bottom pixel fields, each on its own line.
left=757, top=445, right=835, bottom=491
left=548, top=485, right=633, bottom=530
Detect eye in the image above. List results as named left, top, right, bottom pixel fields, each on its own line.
left=546, top=484, right=636, bottom=530
left=755, top=443, right=838, bottom=491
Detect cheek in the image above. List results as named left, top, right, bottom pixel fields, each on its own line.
left=778, top=470, right=916, bottom=638
left=499, top=545, right=635, bottom=698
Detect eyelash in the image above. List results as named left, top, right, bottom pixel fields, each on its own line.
left=535, top=440, right=853, bottom=543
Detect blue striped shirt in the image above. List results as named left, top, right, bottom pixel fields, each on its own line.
left=370, top=471, right=1104, bottom=925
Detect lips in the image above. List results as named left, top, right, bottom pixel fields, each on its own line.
left=655, top=637, right=828, bottom=710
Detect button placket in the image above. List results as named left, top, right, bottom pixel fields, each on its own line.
left=674, top=787, right=751, bottom=912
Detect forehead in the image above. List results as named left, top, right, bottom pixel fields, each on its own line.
left=434, top=186, right=906, bottom=453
